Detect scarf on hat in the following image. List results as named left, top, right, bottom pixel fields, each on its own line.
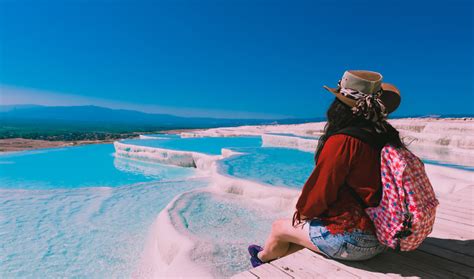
left=338, top=80, right=388, bottom=133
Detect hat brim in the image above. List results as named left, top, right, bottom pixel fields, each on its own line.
left=380, top=83, right=401, bottom=113
left=323, top=83, right=401, bottom=114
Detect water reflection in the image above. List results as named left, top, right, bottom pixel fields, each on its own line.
left=113, top=156, right=195, bottom=180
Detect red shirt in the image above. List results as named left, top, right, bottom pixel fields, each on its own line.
left=294, top=134, right=382, bottom=234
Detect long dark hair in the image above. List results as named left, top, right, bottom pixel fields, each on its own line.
left=314, top=98, right=405, bottom=163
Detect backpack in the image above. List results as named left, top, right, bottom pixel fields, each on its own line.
left=336, top=127, right=439, bottom=251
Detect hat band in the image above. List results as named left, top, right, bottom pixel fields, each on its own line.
left=338, top=80, right=383, bottom=101
left=340, top=87, right=370, bottom=100
left=337, top=81, right=388, bottom=133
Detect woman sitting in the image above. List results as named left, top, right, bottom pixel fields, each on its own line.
left=248, top=70, right=404, bottom=266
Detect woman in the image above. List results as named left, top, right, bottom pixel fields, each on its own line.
left=248, top=70, right=404, bottom=267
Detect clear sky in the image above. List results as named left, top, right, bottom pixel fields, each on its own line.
left=0, top=0, right=472, bottom=119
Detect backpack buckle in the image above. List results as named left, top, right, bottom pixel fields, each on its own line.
left=403, top=212, right=413, bottom=229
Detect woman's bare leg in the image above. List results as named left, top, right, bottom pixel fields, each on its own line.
left=258, top=218, right=320, bottom=262
left=283, top=243, right=305, bottom=257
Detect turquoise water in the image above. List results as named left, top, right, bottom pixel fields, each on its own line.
left=171, top=191, right=285, bottom=277
left=0, top=144, right=206, bottom=277
left=219, top=147, right=314, bottom=188
left=0, top=144, right=193, bottom=190
left=0, top=178, right=208, bottom=278
left=422, top=159, right=474, bottom=171
left=141, top=133, right=181, bottom=139
left=122, top=136, right=262, bottom=155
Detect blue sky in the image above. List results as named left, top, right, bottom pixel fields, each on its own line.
left=0, top=0, right=472, bottom=119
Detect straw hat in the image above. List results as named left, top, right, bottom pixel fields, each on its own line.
left=323, top=70, right=401, bottom=113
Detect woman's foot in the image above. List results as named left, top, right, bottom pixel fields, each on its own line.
left=248, top=245, right=264, bottom=267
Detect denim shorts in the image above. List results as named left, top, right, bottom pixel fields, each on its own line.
left=308, top=219, right=385, bottom=261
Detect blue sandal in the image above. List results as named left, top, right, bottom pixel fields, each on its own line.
left=248, top=245, right=264, bottom=268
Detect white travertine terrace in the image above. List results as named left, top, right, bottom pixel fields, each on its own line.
left=261, top=134, right=318, bottom=152
left=179, top=118, right=474, bottom=161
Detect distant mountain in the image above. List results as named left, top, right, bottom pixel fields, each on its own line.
left=0, top=104, right=43, bottom=112
left=0, top=105, right=324, bottom=129
left=1, top=105, right=185, bottom=126
left=2, top=105, right=470, bottom=130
